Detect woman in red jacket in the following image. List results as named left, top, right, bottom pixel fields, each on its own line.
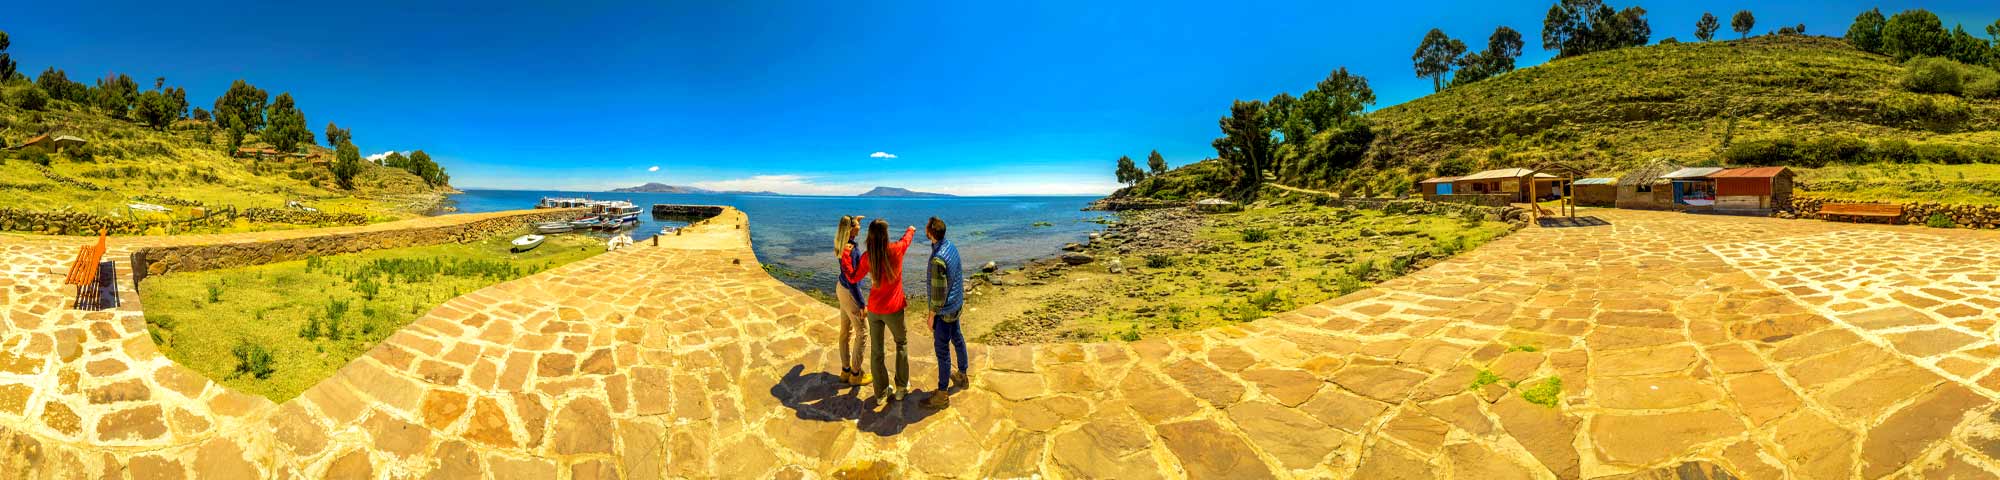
left=840, top=219, right=916, bottom=402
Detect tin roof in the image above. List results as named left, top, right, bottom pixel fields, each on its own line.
left=1708, top=167, right=1790, bottom=179
left=1457, top=168, right=1558, bottom=181
left=1573, top=177, right=1618, bottom=185
left=1418, top=176, right=1462, bottom=184
left=1661, top=167, right=1725, bottom=179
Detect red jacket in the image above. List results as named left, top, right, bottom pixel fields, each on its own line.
left=841, top=226, right=915, bottom=315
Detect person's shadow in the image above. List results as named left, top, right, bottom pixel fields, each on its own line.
left=769, top=365, right=943, bottom=437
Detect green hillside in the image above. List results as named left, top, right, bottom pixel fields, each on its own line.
left=0, top=84, right=453, bottom=235
left=1371, top=35, right=1998, bottom=177
left=1115, top=35, right=2000, bottom=203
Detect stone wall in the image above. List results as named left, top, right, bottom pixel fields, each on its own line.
left=1785, top=197, right=2000, bottom=229
left=130, top=209, right=581, bottom=284
left=1265, top=185, right=1528, bottom=223
left=1427, top=194, right=1514, bottom=207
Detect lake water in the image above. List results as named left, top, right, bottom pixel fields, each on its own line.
left=446, top=189, right=1108, bottom=295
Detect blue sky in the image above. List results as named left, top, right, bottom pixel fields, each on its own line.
left=9, top=1, right=1997, bottom=195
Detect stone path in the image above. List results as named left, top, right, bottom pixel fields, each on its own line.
left=5, top=207, right=2000, bottom=478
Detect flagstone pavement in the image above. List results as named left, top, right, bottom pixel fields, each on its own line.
left=5, top=206, right=2000, bottom=478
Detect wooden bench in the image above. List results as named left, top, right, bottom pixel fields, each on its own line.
left=1818, top=203, right=1903, bottom=223
left=63, top=230, right=117, bottom=310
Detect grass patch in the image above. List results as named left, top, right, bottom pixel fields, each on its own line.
left=976, top=204, right=1514, bottom=344
left=1469, top=369, right=1502, bottom=390
left=1798, top=163, right=2000, bottom=206
left=1506, top=344, right=1541, bottom=353
left=1521, top=377, right=1564, bottom=407
left=138, top=232, right=601, bottom=401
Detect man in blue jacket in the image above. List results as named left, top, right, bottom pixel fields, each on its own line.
left=922, top=216, right=967, bottom=409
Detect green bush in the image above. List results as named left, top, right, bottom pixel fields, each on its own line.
left=1926, top=212, right=1956, bottom=228
left=1143, top=254, right=1173, bottom=269
left=1238, top=227, right=1270, bottom=243
left=230, top=342, right=276, bottom=380
left=1900, top=57, right=1965, bottom=94
left=8, top=86, right=50, bottom=111
left=1968, top=74, right=2000, bottom=99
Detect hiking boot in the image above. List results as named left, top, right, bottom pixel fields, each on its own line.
left=952, top=372, right=969, bottom=389
left=922, top=391, right=950, bottom=409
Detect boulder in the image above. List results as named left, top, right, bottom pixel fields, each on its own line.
left=981, top=261, right=998, bottom=273
left=1063, top=243, right=1085, bottom=252
left=1061, top=253, right=1095, bottom=266
left=1108, top=259, right=1125, bottom=274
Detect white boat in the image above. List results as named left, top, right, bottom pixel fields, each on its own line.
left=535, top=222, right=573, bottom=234
left=660, top=225, right=680, bottom=235
left=599, top=201, right=642, bottom=225
left=511, top=234, right=545, bottom=252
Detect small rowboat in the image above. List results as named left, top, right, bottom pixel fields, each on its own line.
left=511, top=234, right=545, bottom=252
left=535, top=222, right=573, bottom=234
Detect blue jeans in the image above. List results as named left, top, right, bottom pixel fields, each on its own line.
left=932, top=313, right=968, bottom=391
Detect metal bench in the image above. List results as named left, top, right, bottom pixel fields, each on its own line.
left=1818, top=203, right=1903, bottom=223
left=63, top=230, right=118, bottom=310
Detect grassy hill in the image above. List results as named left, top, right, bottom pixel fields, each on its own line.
left=1118, top=35, right=2000, bottom=203
left=1371, top=35, right=1997, bottom=175
left=0, top=87, right=454, bottom=235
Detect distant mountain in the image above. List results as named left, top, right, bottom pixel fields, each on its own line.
left=608, top=183, right=781, bottom=196
left=859, top=186, right=954, bottom=198
left=610, top=183, right=707, bottom=193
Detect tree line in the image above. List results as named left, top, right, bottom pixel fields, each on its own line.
left=0, top=27, right=450, bottom=191
left=1846, top=8, right=1998, bottom=67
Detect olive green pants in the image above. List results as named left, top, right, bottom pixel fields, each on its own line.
left=868, top=310, right=909, bottom=395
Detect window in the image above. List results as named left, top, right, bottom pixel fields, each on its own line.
left=1637, top=184, right=1652, bottom=193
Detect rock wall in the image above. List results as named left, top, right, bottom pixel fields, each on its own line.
left=1265, top=185, right=1528, bottom=224
left=1785, top=197, right=2000, bottom=229
left=130, top=209, right=580, bottom=284
left=1427, top=194, right=1514, bottom=207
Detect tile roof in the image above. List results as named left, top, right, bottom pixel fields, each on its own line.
left=1708, top=167, right=1789, bottom=179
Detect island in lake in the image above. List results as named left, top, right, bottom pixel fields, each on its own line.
left=858, top=186, right=955, bottom=198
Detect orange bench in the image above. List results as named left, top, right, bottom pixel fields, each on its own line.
left=1818, top=203, right=1902, bottom=223
left=63, top=230, right=116, bottom=310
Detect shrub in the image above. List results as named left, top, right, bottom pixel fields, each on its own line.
left=1143, top=254, right=1173, bottom=269
left=1926, top=212, right=1956, bottom=228
left=1877, top=94, right=1970, bottom=129
left=1334, top=274, right=1363, bottom=295
left=1900, top=57, right=1965, bottom=95
left=231, top=342, right=276, bottom=380
left=1246, top=289, right=1284, bottom=313
left=206, top=283, right=224, bottom=303
left=1722, top=139, right=1797, bottom=166
left=1796, top=136, right=1869, bottom=167
left=1238, top=227, right=1270, bottom=243
left=8, top=86, right=49, bottom=111
left=1968, top=74, right=2000, bottom=100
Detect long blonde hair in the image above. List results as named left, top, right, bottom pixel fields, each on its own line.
left=835, top=216, right=856, bottom=251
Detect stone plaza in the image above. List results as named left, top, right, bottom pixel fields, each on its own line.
left=3, top=207, right=2000, bottom=478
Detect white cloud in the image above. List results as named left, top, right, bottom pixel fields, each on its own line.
left=647, top=166, right=660, bottom=172
left=870, top=151, right=898, bottom=159
left=364, top=151, right=405, bottom=162
left=691, top=175, right=867, bottom=196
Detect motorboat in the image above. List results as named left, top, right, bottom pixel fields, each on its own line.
left=568, top=216, right=605, bottom=229
left=535, top=222, right=574, bottom=234
left=511, top=234, right=545, bottom=252
left=599, top=201, right=643, bottom=225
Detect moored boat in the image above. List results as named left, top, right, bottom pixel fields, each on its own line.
left=511, top=234, right=545, bottom=252
left=535, top=222, right=574, bottom=234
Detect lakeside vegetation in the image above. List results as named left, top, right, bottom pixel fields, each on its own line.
left=0, top=26, right=457, bottom=234
left=970, top=204, right=1515, bottom=344
left=1106, top=4, right=2000, bottom=206
left=137, top=233, right=600, bottom=401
